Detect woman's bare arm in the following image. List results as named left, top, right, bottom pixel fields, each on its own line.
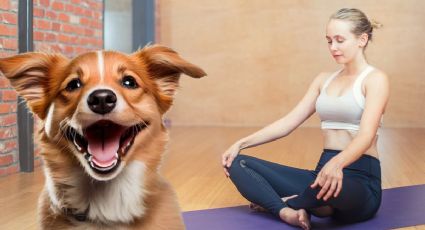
left=222, top=73, right=329, bottom=172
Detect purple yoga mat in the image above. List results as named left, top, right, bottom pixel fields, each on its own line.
left=183, top=184, right=425, bottom=229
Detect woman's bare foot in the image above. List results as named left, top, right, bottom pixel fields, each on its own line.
left=279, top=207, right=311, bottom=230
left=280, top=194, right=311, bottom=229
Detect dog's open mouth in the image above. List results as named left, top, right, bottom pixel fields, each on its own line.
left=66, top=120, right=149, bottom=174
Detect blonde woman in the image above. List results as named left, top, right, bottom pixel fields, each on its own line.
left=222, top=8, right=389, bottom=229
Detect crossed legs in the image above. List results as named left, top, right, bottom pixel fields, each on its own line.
left=228, top=154, right=376, bottom=227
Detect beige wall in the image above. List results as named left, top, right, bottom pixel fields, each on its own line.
left=157, top=0, right=425, bottom=127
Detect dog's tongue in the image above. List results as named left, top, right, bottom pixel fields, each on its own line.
left=85, top=122, right=125, bottom=166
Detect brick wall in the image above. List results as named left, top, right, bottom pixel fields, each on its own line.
left=0, top=0, right=19, bottom=176
left=0, top=0, right=103, bottom=176
left=33, top=0, right=103, bottom=57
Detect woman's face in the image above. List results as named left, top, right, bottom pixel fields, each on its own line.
left=326, top=19, right=366, bottom=64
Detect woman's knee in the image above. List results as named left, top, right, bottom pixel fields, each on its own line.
left=228, top=154, right=250, bottom=176
left=229, top=154, right=247, bottom=168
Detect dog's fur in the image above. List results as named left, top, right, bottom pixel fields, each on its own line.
left=0, top=45, right=206, bottom=229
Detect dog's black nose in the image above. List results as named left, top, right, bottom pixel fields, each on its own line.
left=87, top=89, right=117, bottom=114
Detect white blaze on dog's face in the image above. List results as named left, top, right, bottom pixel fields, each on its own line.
left=0, top=45, right=206, bottom=181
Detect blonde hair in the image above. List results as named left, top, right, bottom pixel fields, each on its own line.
left=330, top=8, right=382, bottom=47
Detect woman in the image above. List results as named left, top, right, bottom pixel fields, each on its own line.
left=221, top=8, right=389, bottom=229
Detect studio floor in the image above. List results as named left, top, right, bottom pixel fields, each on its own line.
left=0, top=126, right=424, bottom=229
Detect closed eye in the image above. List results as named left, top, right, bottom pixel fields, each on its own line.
left=327, top=39, right=344, bottom=44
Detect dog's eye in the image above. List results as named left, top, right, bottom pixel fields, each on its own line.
left=65, top=78, right=82, bottom=92
left=121, top=75, right=139, bottom=89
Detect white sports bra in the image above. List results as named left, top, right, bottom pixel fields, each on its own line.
left=315, top=66, right=382, bottom=135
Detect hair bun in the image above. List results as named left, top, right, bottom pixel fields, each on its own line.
left=371, top=19, right=383, bottom=29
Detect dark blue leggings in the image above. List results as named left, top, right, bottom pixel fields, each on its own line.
left=228, top=149, right=382, bottom=223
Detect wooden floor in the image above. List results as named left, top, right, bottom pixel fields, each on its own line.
left=1, top=127, right=424, bottom=229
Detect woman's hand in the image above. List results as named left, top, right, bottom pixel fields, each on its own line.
left=221, top=142, right=242, bottom=177
left=310, top=157, right=344, bottom=201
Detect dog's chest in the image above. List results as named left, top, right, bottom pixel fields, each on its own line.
left=89, top=162, right=147, bottom=223
left=56, top=161, right=148, bottom=224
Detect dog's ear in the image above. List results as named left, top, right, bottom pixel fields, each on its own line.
left=0, top=52, right=68, bottom=119
left=134, top=45, right=206, bottom=99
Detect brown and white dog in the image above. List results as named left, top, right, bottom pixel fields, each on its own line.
left=0, top=45, right=206, bottom=229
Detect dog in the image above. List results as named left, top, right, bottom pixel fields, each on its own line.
left=0, top=45, right=206, bottom=229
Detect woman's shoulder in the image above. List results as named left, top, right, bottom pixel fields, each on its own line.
left=369, top=67, right=388, bottom=77
left=366, top=67, right=389, bottom=85
left=363, top=67, right=390, bottom=96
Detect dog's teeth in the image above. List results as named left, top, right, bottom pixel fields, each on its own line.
left=115, top=152, right=119, bottom=158
left=90, top=159, right=118, bottom=172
